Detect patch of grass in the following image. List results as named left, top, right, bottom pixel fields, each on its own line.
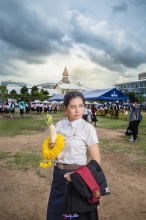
left=97, top=112, right=146, bottom=130
left=0, top=112, right=66, bottom=137
left=0, top=116, right=46, bottom=137
left=0, top=151, right=11, bottom=159
left=99, top=132, right=146, bottom=168
left=6, top=148, right=42, bottom=171
left=99, top=134, right=146, bottom=156
left=97, top=116, right=130, bottom=129
left=36, top=169, right=46, bottom=178
left=137, top=158, right=146, bottom=167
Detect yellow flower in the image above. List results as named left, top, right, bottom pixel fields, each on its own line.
left=40, top=134, right=64, bottom=168
left=40, top=161, right=52, bottom=168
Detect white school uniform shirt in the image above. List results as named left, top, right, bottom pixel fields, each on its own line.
left=55, top=118, right=98, bottom=165
left=20, top=105, right=24, bottom=110
left=83, top=107, right=88, bottom=115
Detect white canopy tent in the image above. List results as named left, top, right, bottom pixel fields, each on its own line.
left=34, top=100, right=40, bottom=103
left=43, top=100, right=49, bottom=104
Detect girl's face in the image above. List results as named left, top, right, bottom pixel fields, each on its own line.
left=65, top=97, right=84, bottom=122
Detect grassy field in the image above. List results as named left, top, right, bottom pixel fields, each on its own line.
left=0, top=111, right=146, bottom=171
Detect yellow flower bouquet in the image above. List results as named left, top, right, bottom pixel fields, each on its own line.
left=40, top=114, right=64, bottom=168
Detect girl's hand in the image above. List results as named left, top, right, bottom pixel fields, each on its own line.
left=49, top=143, right=55, bottom=148
left=64, top=172, right=72, bottom=182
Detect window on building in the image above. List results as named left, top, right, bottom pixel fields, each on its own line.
left=139, top=88, right=144, bottom=94
left=135, top=83, right=138, bottom=88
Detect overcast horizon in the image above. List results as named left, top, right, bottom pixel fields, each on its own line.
left=0, top=0, right=146, bottom=90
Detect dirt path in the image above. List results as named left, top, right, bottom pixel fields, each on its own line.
left=0, top=128, right=146, bottom=220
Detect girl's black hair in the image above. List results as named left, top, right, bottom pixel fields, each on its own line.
left=63, top=91, right=85, bottom=107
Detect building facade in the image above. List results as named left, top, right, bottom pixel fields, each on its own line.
left=1, top=80, right=27, bottom=87
left=114, top=77, right=146, bottom=97
left=138, top=72, right=146, bottom=80
left=36, top=82, right=56, bottom=89
left=55, top=67, right=86, bottom=94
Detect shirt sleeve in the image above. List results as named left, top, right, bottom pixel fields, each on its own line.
left=85, top=124, right=99, bottom=147
left=55, top=120, right=66, bottom=133
left=55, top=121, right=61, bottom=132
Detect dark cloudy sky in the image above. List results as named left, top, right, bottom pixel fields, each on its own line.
left=0, top=0, right=146, bottom=89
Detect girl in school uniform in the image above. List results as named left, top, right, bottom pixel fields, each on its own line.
left=10, top=102, right=15, bottom=117
left=91, top=104, right=98, bottom=127
left=31, top=103, right=34, bottom=113
left=44, top=104, right=48, bottom=113
left=46, top=91, right=100, bottom=220
left=20, top=103, right=24, bottom=118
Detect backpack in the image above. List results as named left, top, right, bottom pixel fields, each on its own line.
left=125, top=125, right=132, bottom=136
left=138, top=112, right=142, bottom=121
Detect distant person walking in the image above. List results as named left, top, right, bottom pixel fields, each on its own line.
left=91, top=104, right=98, bottom=127
left=10, top=102, right=15, bottom=117
left=135, top=100, right=142, bottom=139
left=20, top=103, right=24, bottom=118
left=83, top=104, right=88, bottom=122
left=87, top=105, right=92, bottom=123
left=48, top=104, right=52, bottom=114
left=129, top=100, right=137, bottom=142
left=0, top=102, right=3, bottom=117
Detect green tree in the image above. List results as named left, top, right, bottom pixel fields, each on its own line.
left=126, top=91, right=137, bottom=101
left=137, top=95, right=146, bottom=104
left=39, top=89, right=49, bottom=100
left=0, top=85, right=7, bottom=94
left=31, top=85, right=39, bottom=95
left=40, top=89, right=49, bottom=96
left=0, top=85, right=8, bottom=100
left=21, top=86, right=28, bottom=94
left=43, top=90, right=49, bottom=96
left=10, top=89, right=17, bottom=95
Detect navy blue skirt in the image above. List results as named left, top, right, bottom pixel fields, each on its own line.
left=46, top=166, right=72, bottom=220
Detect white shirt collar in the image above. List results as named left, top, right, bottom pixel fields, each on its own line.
left=67, top=118, right=83, bottom=128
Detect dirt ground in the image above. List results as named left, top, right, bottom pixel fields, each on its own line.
left=0, top=128, right=146, bottom=220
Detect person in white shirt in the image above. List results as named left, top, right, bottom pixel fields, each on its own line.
left=31, top=103, right=34, bottom=113
left=20, top=103, right=24, bottom=118
left=83, top=104, right=88, bottom=121
left=10, top=102, right=15, bottom=117
left=87, top=104, right=92, bottom=123
left=46, top=91, right=100, bottom=220
left=0, top=102, right=3, bottom=117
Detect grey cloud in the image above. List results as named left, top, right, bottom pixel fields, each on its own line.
left=131, top=0, right=146, bottom=15
left=132, top=0, right=146, bottom=7
left=0, top=0, right=72, bottom=64
left=0, top=0, right=146, bottom=81
left=112, top=48, right=146, bottom=68
left=69, top=10, right=146, bottom=71
left=87, top=50, right=125, bottom=72
left=112, top=2, right=128, bottom=14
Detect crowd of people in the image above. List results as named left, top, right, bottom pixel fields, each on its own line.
left=0, top=101, right=17, bottom=118
left=0, top=99, right=142, bottom=124
left=25, top=102, right=60, bottom=114
left=0, top=101, right=60, bottom=118
left=82, top=102, right=130, bottom=123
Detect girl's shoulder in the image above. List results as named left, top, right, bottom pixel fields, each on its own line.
left=55, top=119, right=68, bottom=128
left=81, top=118, right=96, bottom=132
